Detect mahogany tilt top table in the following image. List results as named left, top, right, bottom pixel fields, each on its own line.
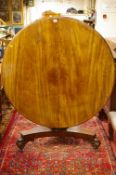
left=1, top=16, right=115, bottom=149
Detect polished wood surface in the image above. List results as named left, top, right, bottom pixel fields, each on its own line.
left=2, top=17, right=115, bottom=128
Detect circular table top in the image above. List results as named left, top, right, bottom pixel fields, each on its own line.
left=2, top=16, right=115, bottom=128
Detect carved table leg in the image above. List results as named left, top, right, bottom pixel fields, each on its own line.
left=91, top=137, right=101, bottom=149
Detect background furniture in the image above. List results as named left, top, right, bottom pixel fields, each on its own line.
left=108, top=111, right=116, bottom=140
left=98, top=39, right=116, bottom=142
left=106, top=39, right=116, bottom=141
left=106, top=39, right=116, bottom=111
left=0, top=0, right=23, bottom=25
left=0, top=63, right=2, bottom=124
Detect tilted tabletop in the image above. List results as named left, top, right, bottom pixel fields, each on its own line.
left=2, top=16, right=115, bottom=128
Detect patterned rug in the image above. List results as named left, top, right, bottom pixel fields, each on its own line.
left=0, top=112, right=116, bottom=175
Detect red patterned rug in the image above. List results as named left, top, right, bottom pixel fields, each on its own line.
left=0, top=112, right=116, bottom=175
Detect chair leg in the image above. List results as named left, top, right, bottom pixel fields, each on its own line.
left=98, top=108, right=107, bottom=121
left=109, top=122, right=114, bottom=140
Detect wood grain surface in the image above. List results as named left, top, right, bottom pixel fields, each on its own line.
left=1, top=16, right=115, bottom=128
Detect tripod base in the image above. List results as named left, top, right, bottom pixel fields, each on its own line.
left=16, top=125, right=100, bottom=150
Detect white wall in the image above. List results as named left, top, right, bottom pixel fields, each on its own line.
left=24, top=0, right=88, bottom=25
left=95, top=0, right=116, bottom=38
